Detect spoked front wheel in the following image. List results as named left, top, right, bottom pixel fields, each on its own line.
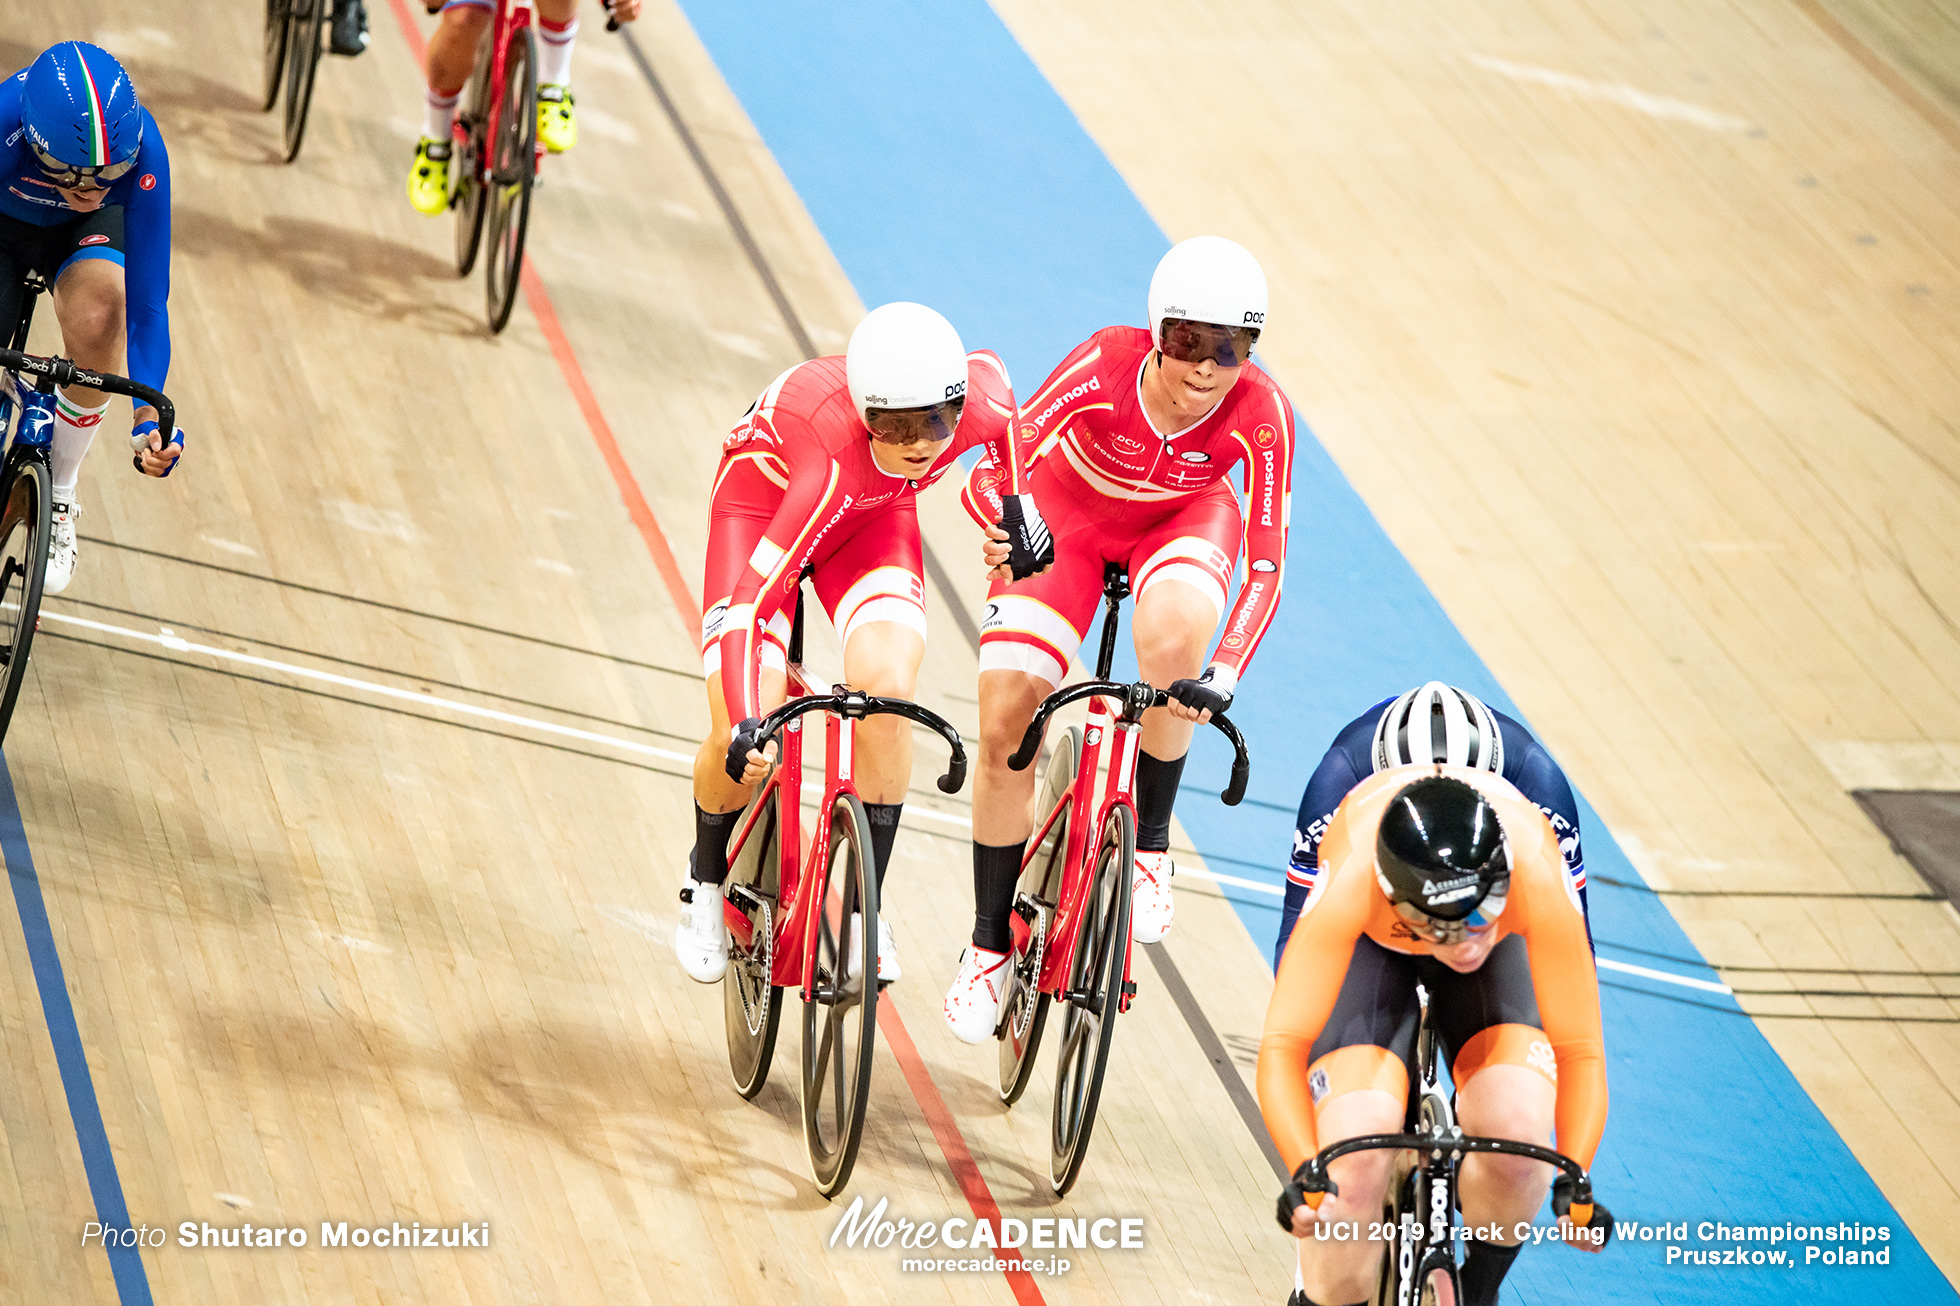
left=998, top=725, right=1078, bottom=1105
left=721, top=785, right=784, bottom=1099
left=0, top=459, right=52, bottom=744
left=1049, top=800, right=1133, bottom=1195
left=280, top=0, right=326, bottom=162
left=801, top=794, right=878, bottom=1198
left=482, top=24, right=538, bottom=333
left=261, top=0, right=290, bottom=111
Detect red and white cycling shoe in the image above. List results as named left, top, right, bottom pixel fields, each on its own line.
left=943, top=944, right=1009, bottom=1044
left=1130, top=851, right=1175, bottom=944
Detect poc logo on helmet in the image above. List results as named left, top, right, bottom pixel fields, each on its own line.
left=1243, top=311, right=1265, bottom=325
left=944, top=380, right=966, bottom=400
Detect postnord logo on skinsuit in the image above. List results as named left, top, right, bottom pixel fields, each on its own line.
left=1253, top=424, right=1279, bottom=448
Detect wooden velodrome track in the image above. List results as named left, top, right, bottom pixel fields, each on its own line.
left=0, top=1, right=1955, bottom=1304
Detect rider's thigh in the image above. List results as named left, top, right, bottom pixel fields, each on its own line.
left=976, top=668, right=1052, bottom=758
left=534, top=0, right=580, bottom=22
left=841, top=621, right=924, bottom=699
left=51, top=257, right=125, bottom=353
left=1314, top=1087, right=1404, bottom=1211
left=1130, top=576, right=1219, bottom=684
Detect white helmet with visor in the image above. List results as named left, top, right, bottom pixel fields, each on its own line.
left=846, top=302, right=969, bottom=445
left=1147, top=235, right=1268, bottom=368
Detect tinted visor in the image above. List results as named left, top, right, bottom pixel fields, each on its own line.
left=865, top=397, right=963, bottom=446
left=1389, top=881, right=1508, bottom=945
left=1159, top=318, right=1258, bottom=367
left=29, top=141, right=137, bottom=189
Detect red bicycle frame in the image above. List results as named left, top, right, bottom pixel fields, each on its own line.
left=1017, top=694, right=1145, bottom=1012
left=454, top=0, right=543, bottom=181
left=721, top=663, right=857, bottom=1000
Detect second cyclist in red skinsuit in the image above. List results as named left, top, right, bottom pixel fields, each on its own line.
left=674, top=301, right=1032, bottom=989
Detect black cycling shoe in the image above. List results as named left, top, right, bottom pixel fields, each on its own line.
left=329, top=0, right=370, bottom=56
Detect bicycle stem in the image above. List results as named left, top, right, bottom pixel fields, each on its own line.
left=755, top=691, right=969, bottom=795
left=1007, top=678, right=1250, bottom=805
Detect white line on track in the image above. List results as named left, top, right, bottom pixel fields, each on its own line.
left=46, top=610, right=1736, bottom=996
left=40, top=609, right=700, bottom=767
left=1468, top=54, right=1755, bottom=132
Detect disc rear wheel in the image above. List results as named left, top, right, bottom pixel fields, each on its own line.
left=801, top=795, right=877, bottom=1198
left=1049, top=800, right=1132, bottom=1195
left=483, top=25, right=538, bottom=333
left=998, top=726, right=1078, bottom=1104
left=280, top=0, right=325, bottom=162
left=0, top=459, right=51, bottom=744
left=722, top=787, right=784, bottom=1099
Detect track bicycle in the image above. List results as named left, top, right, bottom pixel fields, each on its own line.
left=995, top=561, right=1250, bottom=1196
left=449, top=0, right=623, bottom=332
left=1282, top=985, right=1612, bottom=1306
left=0, top=272, right=178, bottom=743
left=708, top=584, right=968, bottom=1198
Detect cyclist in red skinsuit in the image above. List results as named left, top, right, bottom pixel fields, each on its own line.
left=674, top=303, right=1031, bottom=988
left=944, top=236, right=1295, bottom=1043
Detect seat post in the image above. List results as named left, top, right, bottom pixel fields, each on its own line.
left=1093, top=563, right=1130, bottom=679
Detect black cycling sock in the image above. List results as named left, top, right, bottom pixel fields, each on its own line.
left=972, top=841, right=1026, bottom=952
left=863, top=803, right=902, bottom=893
left=690, top=803, right=741, bottom=886
left=1460, top=1237, right=1522, bottom=1306
left=1133, top=749, right=1187, bottom=854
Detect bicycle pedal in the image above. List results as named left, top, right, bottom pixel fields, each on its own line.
left=1120, top=980, right=1137, bottom=999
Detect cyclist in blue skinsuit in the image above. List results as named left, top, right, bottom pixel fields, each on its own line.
left=1275, top=682, right=1589, bottom=969
left=1, top=41, right=179, bottom=595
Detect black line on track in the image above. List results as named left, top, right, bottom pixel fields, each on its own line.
left=40, top=632, right=695, bottom=780
left=1595, top=936, right=1960, bottom=979
left=80, top=535, right=704, bottom=679
left=46, top=596, right=701, bottom=745
left=620, top=23, right=1271, bottom=1177
left=618, top=29, right=985, bottom=652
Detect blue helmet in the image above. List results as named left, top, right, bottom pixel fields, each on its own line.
left=20, top=42, right=143, bottom=185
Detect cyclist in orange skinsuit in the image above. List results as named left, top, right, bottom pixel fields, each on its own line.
left=1259, top=765, right=1608, bottom=1306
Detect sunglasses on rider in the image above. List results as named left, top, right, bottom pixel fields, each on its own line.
left=865, top=397, right=963, bottom=447
left=1389, top=881, right=1509, bottom=946
left=29, top=140, right=137, bottom=190
left=1158, top=318, right=1259, bottom=368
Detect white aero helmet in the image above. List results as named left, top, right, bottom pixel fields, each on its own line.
left=845, top=302, right=969, bottom=428
left=1147, top=235, right=1269, bottom=353
left=1372, top=682, right=1505, bottom=773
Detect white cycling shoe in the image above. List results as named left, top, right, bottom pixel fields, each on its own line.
left=943, top=944, right=1009, bottom=1044
left=845, top=914, right=900, bottom=985
left=674, top=876, right=729, bottom=983
left=44, top=500, right=80, bottom=595
left=1130, top=851, right=1175, bottom=944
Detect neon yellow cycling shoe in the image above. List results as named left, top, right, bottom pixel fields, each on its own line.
left=407, top=138, right=451, bottom=216
left=537, top=84, right=576, bottom=154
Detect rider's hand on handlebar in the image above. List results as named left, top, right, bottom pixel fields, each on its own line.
left=1551, top=1175, right=1613, bottom=1253
left=604, top=0, right=643, bottom=20
left=130, top=410, right=182, bottom=478
left=724, top=717, right=778, bottom=785
left=1277, top=1161, right=1334, bottom=1238
left=1166, top=664, right=1234, bottom=724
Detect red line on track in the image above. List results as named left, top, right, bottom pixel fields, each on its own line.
left=383, top=9, right=1042, bottom=1302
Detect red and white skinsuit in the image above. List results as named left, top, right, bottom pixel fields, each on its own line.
left=966, top=326, right=1294, bottom=689
left=705, top=352, right=1020, bottom=725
